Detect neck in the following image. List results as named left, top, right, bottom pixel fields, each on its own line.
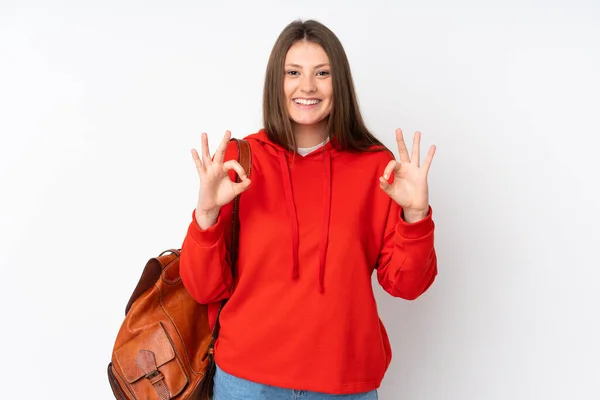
left=293, top=119, right=328, bottom=148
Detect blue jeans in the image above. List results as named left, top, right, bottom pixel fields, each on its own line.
left=213, top=364, right=378, bottom=399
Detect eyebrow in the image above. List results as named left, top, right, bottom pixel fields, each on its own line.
left=284, top=63, right=330, bottom=69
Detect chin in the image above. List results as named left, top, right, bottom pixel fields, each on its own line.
left=289, top=114, right=328, bottom=126
left=292, top=119, right=322, bottom=126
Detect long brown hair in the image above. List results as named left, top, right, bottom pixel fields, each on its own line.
left=263, top=19, right=388, bottom=153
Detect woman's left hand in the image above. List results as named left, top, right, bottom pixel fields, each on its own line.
left=379, top=129, right=436, bottom=223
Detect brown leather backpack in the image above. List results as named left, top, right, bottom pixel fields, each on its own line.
left=107, top=139, right=251, bottom=400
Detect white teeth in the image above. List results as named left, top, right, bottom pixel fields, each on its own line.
left=294, top=98, right=320, bottom=105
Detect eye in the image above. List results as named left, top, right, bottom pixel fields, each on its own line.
left=317, top=70, right=330, bottom=77
left=286, top=70, right=299, bottom=76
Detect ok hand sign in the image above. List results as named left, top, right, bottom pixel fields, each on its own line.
left=379, top=129, right=436, bottom=223
left=192, top=130, right=251, bottom=229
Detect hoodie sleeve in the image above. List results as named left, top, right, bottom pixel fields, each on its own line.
left=375, top=201, right=438, bottom=300
left=179, top=141, right=240, bottom=305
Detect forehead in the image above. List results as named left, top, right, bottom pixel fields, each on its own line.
left=285, top=41, right=329, bottom=65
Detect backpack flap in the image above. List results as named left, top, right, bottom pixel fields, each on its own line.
left=114, top=322, right=188, bottom=399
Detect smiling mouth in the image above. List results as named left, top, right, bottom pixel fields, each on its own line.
left=293, top=98, right=321, bottom=106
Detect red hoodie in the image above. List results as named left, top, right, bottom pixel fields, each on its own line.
left=180, top=129, right=437, bottom=394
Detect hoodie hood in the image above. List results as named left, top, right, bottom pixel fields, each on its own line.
left=245, top=129, right=338, bottom=293
left=246, top=128, right=342, bottom=157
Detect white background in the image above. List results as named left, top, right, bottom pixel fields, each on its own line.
left=1, top=0, right=599, bottom=399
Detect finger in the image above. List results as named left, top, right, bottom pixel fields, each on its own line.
left=232, top=178, right=252, bottom=195
left=191, top=148, right=205, bottom=173
left=382, top=160, right=399, bottom=180
left=422, top=145, right=436, bottom=174
left=396, top=128, right=411, bottom=163
left=379, top=176, right=392, bottom=195
left=223, top=159, right=248, bottom=181
left=213, top=130, right=231, bottom=164
left=412, top=131, right=421, bottom=167
left=201, top=132, right=212, bottom=166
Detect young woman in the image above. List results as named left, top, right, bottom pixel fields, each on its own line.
left=180, top=19, right=437, bottom=399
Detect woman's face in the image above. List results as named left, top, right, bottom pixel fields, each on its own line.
left=283, top=41, right=333, bottom=128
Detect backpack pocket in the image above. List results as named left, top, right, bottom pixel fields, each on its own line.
left=114, top=322, right=188, bottom=399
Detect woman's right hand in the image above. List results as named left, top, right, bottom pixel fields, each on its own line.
left=192, top=130, right=251, bottom=229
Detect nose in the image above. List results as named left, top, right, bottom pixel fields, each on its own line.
left=300, top=74, right=316, bottom=93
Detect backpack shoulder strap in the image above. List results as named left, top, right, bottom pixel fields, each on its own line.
left=230, top=138, right=251, bottom=268
left=234, top=138, right=252, bottom=178
left=208, top=138, right=251, bottom=345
